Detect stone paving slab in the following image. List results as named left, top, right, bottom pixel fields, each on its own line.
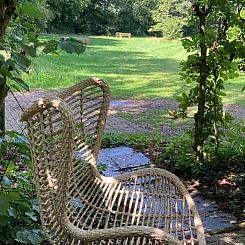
left=98, top=146, right=150, bottom=176
left=98, top=146, right=238, bottom=233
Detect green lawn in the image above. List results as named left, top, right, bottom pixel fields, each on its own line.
left=24, top=35, right=245, bottom=104
left=119, top=109, right=194, bottom=131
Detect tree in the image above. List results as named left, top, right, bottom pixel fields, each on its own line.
left=149, top=0, right=192, bottom=39
left=47, top=0, right=119, bottom=35
left=0, top=0, right=86, bottom=136
left=178, top=0, right=245, bottom=160
left=116, top=0, right=155, bottom=35
left=46, top=0, right=156, bottom=36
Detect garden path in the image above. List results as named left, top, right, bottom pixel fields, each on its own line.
left=6, top=89, right=245, bottom=134
left=5, top=89, right=147, bottom=133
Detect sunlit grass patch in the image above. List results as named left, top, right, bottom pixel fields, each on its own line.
left=24, top=35, right=245, bottom=104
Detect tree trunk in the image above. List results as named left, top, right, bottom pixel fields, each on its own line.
left=0, top=0, right=16, bottom=136
left=0, top=83, right=7, bottom=136
left=0, top=101, right=5, bottom=137
left=194, top=11, right=207, bottom=161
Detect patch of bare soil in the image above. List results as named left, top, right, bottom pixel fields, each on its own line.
left=110, top=98, right=245, bottom=134
left=206, top=229, right=245, bottom=244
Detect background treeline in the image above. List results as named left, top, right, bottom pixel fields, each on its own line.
left=45, top=0, right=193, bottom=37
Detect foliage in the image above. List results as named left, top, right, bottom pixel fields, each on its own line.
left=149, top=0, right=192, bottom=39
left=0, top=131, right=44, bottom=244
left=157, top=124, right=245, bottom=219
left=101, top=131, right=164, bottom=150
left=0, top=0, right=86, bottom=135
left=46, top=0, right=156, bottom=36
left=47, top=0, right=118, bottom=35
left=160, top=132, right=198, bottom=177
left=178, top=0, right=245, bottom=159
left=116, top=0, right=156, bottom=36
left=1, top=0, right=85, bottom=91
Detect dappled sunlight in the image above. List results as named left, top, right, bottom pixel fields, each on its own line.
left=207, top=230, right=245, bottom=245
left=24, top=36, right=187, bottom=99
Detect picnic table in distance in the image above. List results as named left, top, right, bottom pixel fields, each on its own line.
left=115, top=32, right=131, bottom=38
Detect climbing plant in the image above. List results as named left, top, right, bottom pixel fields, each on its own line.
left=0, top=0, right=86, bottom=136
left=178, top=0, right=245, bottom=160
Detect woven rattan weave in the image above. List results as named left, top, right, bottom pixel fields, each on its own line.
left=21, top=78, right=206, bottom=245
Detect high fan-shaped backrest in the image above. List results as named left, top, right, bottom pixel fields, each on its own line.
left=58, top=77, right=110, bottom=167
left=21, top=97, right=76, bottom=242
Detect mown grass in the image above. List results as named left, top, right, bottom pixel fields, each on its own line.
left=24, top=34, right=245, bottom=104
left=118, top=109, right=194, bottom=130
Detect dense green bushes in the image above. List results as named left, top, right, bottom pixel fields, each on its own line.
left=0, top=131, right=44, bottom=244
left=46, top=0, right=194, bottom=37
left=46, top=0, right=156, bottom=36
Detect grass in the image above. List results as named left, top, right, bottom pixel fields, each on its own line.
left=118, top=109, right=194, bottom=131
left=24, top=34, right=245, bottom=104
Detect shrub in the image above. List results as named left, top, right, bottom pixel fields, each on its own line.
left=0, top=131, right=44, bottom=244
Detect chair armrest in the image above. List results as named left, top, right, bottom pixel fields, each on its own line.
left=62, top=220, right=181, bottom=244
left=102, top=168, right=189, bottom=195
left=101, top=168, right=206, bottom=245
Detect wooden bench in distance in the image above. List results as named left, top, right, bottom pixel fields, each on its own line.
left=115, top=32, right=131, bottom=38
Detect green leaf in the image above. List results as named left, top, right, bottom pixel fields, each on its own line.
left=59, top=38, right=86, bottom=55
left=0, top=50, right=11, bottom=61
left=242, top=86, right=245, bottom=92
left=15, top=229, right=29, bottom=243
left=3, top=176, right=11, bottom=186
left=28, top=229, right=45, bottom=244
left=0, top=66, right=12, bottom=78
left=12, top=53, right=31, bottom=73
left=217, top=91, right=226, bottom=96
left=25, top=211, right=38, bottom=221
left=8, top=206, right=18, bottom=218
left=27, top=32, right=37, bottom=42
left=9, top=83, right=21, bottom=92
left=12, top=77, right=30, bottom=91
left=22, top=2, right=42, bottom=18
left=0, top=215, right=9, bottom=226
left=0, top=198, right=9, bottom=215
left=43, top=40, right=58, bottom=54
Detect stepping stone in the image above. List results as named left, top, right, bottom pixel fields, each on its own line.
left=98, top=146, right=150, bottom=176
left=98, top=146, right=238, bottom=232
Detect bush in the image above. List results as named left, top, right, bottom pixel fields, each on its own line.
left=0, top=131, right=44, bottom=244
left=160, top=132, right=199, bottom=178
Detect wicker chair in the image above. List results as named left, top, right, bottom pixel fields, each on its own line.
left=21, top=78, right=206, bottom=245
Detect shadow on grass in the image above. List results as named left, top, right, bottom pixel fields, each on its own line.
left=88, top=37, right=122, bottom=46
